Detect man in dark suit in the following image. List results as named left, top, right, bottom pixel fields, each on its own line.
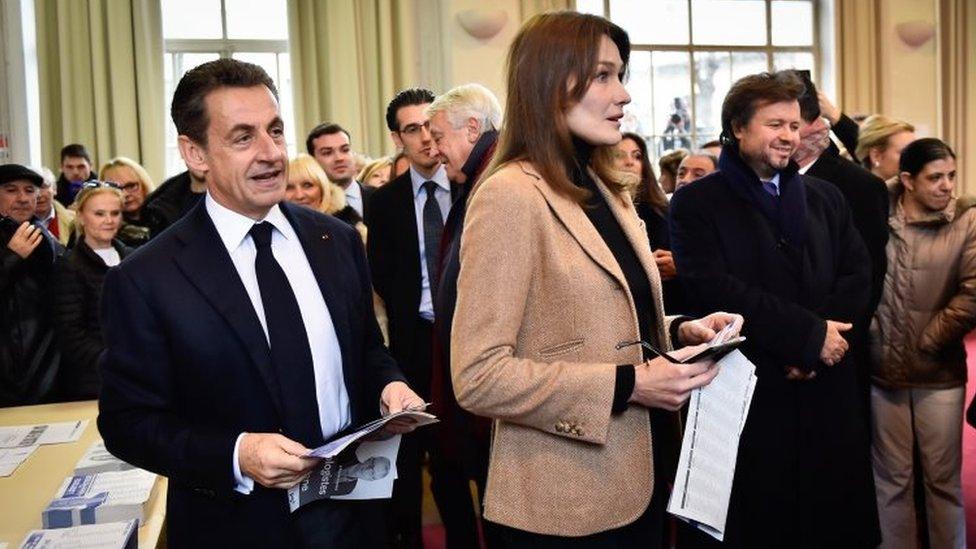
left=670, top=70, right=880, bottom=548
left=98, top=59, right=424, bottom=548
left=791, top=71, right=889, bottom=417
left=306, top=123, right=373, bottom=221
left=367, top=87, right=452, bottom=549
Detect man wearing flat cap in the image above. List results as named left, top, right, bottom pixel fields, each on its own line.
left=0, top=163, right=65, bottom=407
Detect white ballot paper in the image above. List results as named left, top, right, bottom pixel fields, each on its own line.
left=667, top=349, right=758, bottom=541
left=0, top=445, right=39, bottom=477
left=0, top=421, right=88, bottom=448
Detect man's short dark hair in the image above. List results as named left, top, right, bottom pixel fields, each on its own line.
left=385, top=88, right=436, bottom=132
left=60, top=144, right=91, bottom=164
left=171, top=58, right=278, bottom=146
left=305, top=123, right=351, bottom=155
left=720, top=71, right=805, bottom=146
left=792, top=70, right=821, bottom=123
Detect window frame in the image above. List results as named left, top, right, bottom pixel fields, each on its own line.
left=161, top=0, right=292, bottom=177
left=585, top=0, right=821, bottom=156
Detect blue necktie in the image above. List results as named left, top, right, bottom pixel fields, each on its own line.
left=249, top=222, right=322, bottom=447
left=422, top=181, right=444, bottom=293
left=762, top=180, right=779, bottom=197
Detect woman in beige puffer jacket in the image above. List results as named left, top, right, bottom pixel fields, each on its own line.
left=869, top=138, right=973, bottom=549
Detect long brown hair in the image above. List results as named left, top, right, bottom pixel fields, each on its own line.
left=596, top=132, right=668, bottom=216
left=481, top=11, right=631, bottom=203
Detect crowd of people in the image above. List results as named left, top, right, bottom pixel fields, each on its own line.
left=0, top=9, right=973, bottom=549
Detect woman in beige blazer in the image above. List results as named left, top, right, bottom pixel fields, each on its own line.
left=451, top=11, right=742, bottom=548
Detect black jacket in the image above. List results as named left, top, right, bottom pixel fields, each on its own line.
left=142, top=170, right=205, bottom=237
left=0, top=217, right=65, bottom=406
left=55, top=173, right=95, bottom=207
left=634, top=202, right=693, bottom=316
left=367, top=169, right=455, bottom=394
left=52, top=239, right=132, bottom=401
left=670, top=146, right=880, bottom=548
left=807, top=144, right=889, bottom=321
left=832, top=113, right=860, bottom=160
left=97, top=200, right=403, bottom=546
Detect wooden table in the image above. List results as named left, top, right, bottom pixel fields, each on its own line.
left=0, top=401, right=167, bottom=548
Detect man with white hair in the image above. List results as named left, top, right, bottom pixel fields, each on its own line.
left=426, top=83, right=501, bottom=548
left=33, top=167, right=74, bottom=246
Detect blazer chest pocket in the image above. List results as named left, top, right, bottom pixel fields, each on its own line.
left=538, top=337, right=585, bottom=358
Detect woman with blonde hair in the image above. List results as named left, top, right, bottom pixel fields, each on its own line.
left=53, top=182, right=132, bottom=400
left=855, top=115, right=916, bottom=180
left=287, top=153, right=365, bottom=237
left=99, top=157, right=153, bottom=246
left=358, top=156, right=393, bottom=188
left=451, top=11, right=739, bottom=546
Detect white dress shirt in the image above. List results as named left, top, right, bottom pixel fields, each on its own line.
left=344, top=180, right=364, bottom=218
left=205, top=194, right=350, bottom=494
left=409, top=165, right=451, bottom=321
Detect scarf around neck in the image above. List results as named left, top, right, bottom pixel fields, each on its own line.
left=719, top=143, right=808, bottom=250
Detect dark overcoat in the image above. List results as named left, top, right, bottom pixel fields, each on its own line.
left=669, top=146, right=881, bottom=548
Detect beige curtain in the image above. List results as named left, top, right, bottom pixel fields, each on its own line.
left=940, top=0, right=975, bottom=195
left=35, top=0, right=165, bottom=184
left=287, top=0, right=446, bottom=158
left=520, top=0, right=573, bottom=21
left=834, top=0, right=881, bottom=118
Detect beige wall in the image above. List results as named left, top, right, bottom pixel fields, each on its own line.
left=877, top=0, right=940, bottom=137
left=437, top=1, right=521, bottom=107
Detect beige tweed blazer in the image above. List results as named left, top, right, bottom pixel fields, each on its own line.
left=451, top=161, right=674, bottom=536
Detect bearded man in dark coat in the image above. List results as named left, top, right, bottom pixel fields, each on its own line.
left=669, top=70, right=880, bottom=549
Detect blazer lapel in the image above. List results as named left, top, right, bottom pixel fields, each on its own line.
left=520, top=162, right=629, bottom=294
left=172, top=203, right=285, bottom=417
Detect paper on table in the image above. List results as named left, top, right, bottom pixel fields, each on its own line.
left=0, top=445, right=38, bottom=477
left=667, top=349, right=757, bottom=541
left=0, top=421, right=88, bottom=448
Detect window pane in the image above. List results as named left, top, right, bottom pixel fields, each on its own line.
left=622, top=51, right=652, bottom=137
left=731, top=51, right=768, bottom=81
left=773, top=51, right=814, bottom=72
left=650, top=51, right=692, bottom=157
left=693, top=51, right=767, bottom=145
left=161, top=0, right=222, bottom=39
left=693, top=52, right=729, bottom=145
left=691, top=0, right=766, bottom=46
left=576, top=0, right=605, bottom=16
left=226, top=0, right=288, bottom=40
left=771, top=1, right=814, bottom=46
left=610, top=0, right=689, bottom=45
left=164, top=52, right=220, bottom=178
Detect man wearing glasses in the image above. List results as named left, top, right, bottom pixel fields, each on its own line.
left=367, top=88, right=453, bottom=549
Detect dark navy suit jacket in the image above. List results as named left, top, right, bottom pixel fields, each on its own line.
left=97, top=200, right=403, bottom=546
